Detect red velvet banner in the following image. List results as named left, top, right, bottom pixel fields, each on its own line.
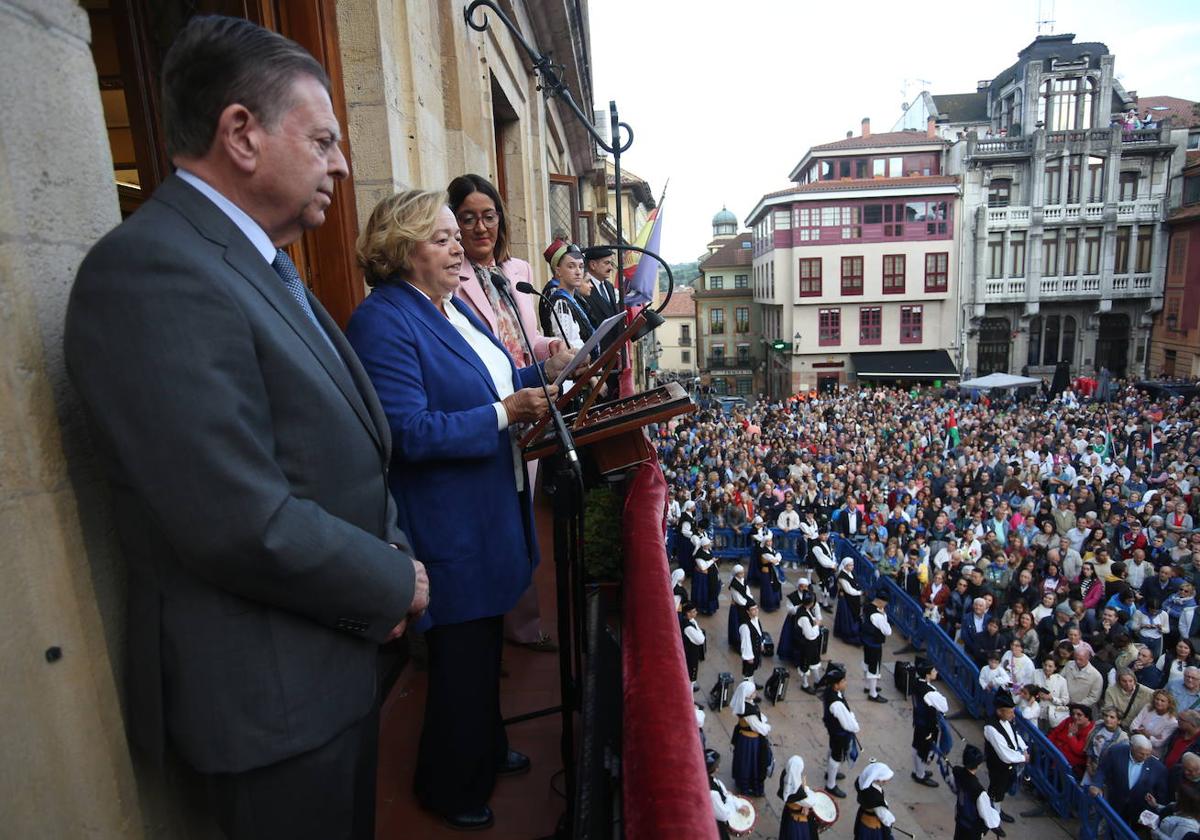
left=621, top=456, right=716, bottom=839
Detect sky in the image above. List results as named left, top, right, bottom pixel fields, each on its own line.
left=588, top=0, right=1200, bottom=263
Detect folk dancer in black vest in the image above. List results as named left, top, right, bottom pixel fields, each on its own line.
left=834, top=558, right=864, bottom=645
left=693, top=535, right=722, bottom=616
left=672, top=568, right=689, bottom=614
left=983, top=690, right=1028, bottom=824
left=740, top=602, right=766, bottom=679
left=681, top=601, right=707, bottom=691
left=810, top=528, right=838, bottom=610
left=758, top=531, right=785, bottom=612
left=707, top=747, right=749, bottom=840
left=910, top=660, right=950, bottom=787
left=861, top=590, right=892, bottom=703
left=953, top=744, right=1005, bottom=840
left=676, top=500, right=697, bottom=574
left=853, top=762, right=898, bottom=840
left=748, top=515, right=771, bottom=586
left=777, top=754, right=820, bottom=840
left=777, top=579, right=805, bottom=665
left=729, top=565, right=751, bottom=650
left=817, top=664, right=860, bottom=799
left=731, top=678, right=774, bottom=797
left=797, top=590, right=825, bottom=694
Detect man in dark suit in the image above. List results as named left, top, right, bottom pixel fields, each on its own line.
left=581, top=245, right=620, bottom=323
left=64, top=16, right=427, bottom=840
left=1088, top=735, right=1168, bottom=827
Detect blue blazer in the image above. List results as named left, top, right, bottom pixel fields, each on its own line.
left=1093, top=743, right=1167, bottom=821
left=346, top=281, right=543, bottom=628
left=959, top=611, right=993, bottom=661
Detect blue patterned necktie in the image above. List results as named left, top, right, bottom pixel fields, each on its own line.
left=271, top=249, right=340, bottom=357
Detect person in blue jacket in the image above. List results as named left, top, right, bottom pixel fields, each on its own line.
left=347, top=189, right=574, bottom=831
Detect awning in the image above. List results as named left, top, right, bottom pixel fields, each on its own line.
left=851, top=350, right=959, bottom=379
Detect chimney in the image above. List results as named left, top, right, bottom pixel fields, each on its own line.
left=846, top=130, right=853, bottom=138
left=861, top=117, right=871, bottom=138
left=927, top=116, right=937, bottom=139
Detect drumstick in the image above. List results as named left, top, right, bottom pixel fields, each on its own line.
left=891, top=827, right=916, bottom=838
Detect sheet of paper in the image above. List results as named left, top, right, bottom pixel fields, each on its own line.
left=553, top=311, right=626, bottom=387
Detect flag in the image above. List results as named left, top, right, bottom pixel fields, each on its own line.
left=944, top=410, right=960, bottom=450
left=622, top=194, right=665, bottom=306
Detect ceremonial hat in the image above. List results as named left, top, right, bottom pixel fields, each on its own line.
left=993, top=690, right=1016, bottom=709
left=961, top=744, right=985, bottom=769
left=543, top=238, right=581, bottom=269
left=815, top=663, right=847, bottom=688
left=583, top=245, right=614, bottom=261
left=915, top=659, right=935, bottom=678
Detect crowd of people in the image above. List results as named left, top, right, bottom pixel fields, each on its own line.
left=662, top=383, right=1200, bottom=839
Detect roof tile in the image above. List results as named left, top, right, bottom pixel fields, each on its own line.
left=699, top=233, right=753, bottom=269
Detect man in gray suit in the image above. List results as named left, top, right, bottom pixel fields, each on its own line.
left=64, top=16, right=427, bottom=840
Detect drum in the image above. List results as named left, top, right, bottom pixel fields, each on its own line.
left=807, top=789, right=840, bottom=833
left=726, top=796, right=756, bottom=837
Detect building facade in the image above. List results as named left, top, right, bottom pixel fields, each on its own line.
left=656, top=286, right=698, bottom=381
left=0, top=0, right=603, bottom=835
left=954, top=34, right=1190, bottom=379
left=746, top=119, right=961, bottom=397
left=695, top=217, right=761, bottom=396
left=1149, top=145, right=1200, bottom=377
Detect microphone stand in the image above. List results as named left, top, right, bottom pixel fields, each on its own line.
left=490, top=269, right=588, bottom=830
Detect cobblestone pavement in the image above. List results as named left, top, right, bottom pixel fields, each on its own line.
left=692, top=586, right=1080, bottom=840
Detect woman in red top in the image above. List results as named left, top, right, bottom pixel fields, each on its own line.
left=1048, top=704, right=1095, bottom=778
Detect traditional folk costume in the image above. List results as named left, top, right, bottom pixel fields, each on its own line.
left=853, top=762, right=897, bottom=840
left=777, top=585, right=804, bottom=664
left=681, top=606, right=707, bottom=688
left=740, top=608, right=766, bottom=679
left=758, top=536, right=784, bottom=612
left=910, top=661, right=950, bottom=787
left=952, top=745, right=1003, bottom=840
left=707, top=748, right=737, bottom=840
left=834, top=560, right=864, bottom=645
left=818, top=665, right=860, bottom=798
left=693, top=536, right=722, bottom=616
left=675, top=502, right=697, bottom=574
left=728, top=566, right=751, bottom=650
left=861, top=591, right=892, bottom=702
left=777, top=755, right=819, bottom=840
left=809, top=532, right=838, bottom=609
left=731, top=679, right=774, bottom=797
left=748, top=517, right=771, bottom=586
left=795, top=591, right=825, bottom=693
left=671, top=568, right=688, bottom=615
left=982, top=691, right=1027, bottom=824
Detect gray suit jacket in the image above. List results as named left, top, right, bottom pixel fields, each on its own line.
left=65, top=174, right=415, bottom=774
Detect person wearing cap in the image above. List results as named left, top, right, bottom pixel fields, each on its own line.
left=852, top=761, right=897, bottom=840
left=758, top=531, right=785, bottom=613
left=861, top=589, right=892, bottom=702
left=810, top=528, right=838, bottom=609
left=680, top=601, right=706, bottom=691
left=693, top=535, right=722, bottom=616
left=740, top=602, right=767, bottom=679
left=910, top=661, right=949, bottom=787
left=579, top=245, right=619, bottom=324
left=671, top=567, right=689, bottom=614
left=817, top=664, right=860, bottom=798
left=730, top=679, right=774, bottom=797
left=729, top=565, right=752, bottom=650
left=538, top=239, right=592, bottom=351
left=834, top=558, right=864, bottom=645
left=1088, top=733, right=1168, bottom=828
left=983, top=690, right=1029, bottom=823
left=706, top=747, right=749, bottom=840
left=777, top=754, right=820, bottom=840
left=952, top=744, right=1004, bottom=840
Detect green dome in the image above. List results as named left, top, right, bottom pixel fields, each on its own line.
left=712, top=206, right=737, bottom=226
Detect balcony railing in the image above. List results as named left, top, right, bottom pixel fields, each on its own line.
left=1045, top=128, right=1113, bottom=146
left=1123, top=126, right=1164, bottom=145
left=706, top=355, right=756, bottom=371
left=1116, top=199, right=1162, bottom=220
left=985, top=206, right=1031, bottom=226
left=679, top=336, right=691, bottom=347
left=973, top=136, right=1032, bottom=156
left=986, top=274, right=1108, bottom=300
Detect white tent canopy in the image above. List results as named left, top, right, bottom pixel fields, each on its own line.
left=958, top=372, right=1041, bottom=390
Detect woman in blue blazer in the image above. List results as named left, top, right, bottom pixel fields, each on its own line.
left=346, top=189, right=571, bottom=830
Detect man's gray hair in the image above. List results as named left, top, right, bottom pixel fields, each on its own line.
left=1178, top=710, right=1200, bottom=728
left=974, top=597, right=988, bottom=608
left=1130, top=734, right=1152, bottom=750
left=1185, top=666, right=1200, bottom=678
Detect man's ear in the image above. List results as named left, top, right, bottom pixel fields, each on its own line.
left=217, top=103, right=260, bottom=174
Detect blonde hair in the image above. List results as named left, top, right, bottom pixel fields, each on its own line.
left=356, top=189, right=448, bottom=286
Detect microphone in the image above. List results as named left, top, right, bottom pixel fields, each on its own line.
left=492, top=270, right=580, bottom=472
left=515, top=281, right=577, bottom=358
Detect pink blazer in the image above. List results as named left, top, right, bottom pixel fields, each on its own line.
left=454, top=257, right=558, bottom=362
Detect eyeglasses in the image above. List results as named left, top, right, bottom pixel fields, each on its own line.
left=456, top=210, right=500, bottom=229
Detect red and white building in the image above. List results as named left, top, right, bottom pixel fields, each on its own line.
left=746, top=118, right=961, bottom=396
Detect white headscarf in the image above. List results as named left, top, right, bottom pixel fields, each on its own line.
left=856, top=761, right=894, bottom=791
left=731, top=678, right=757, bottom=716
left=781, top=755, right=805, bottom=799
left=694, top=706, right=706, bottom=728
left=684, top=500, right=696, bottom=512
left=671, top=569, right=686, bottom=587
left=699, top=535, right=713, bottom=547
left=838, top=557, right=855, bottom=575
left=733, top=564, right=745, bottom=575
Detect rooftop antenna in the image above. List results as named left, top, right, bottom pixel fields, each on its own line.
left=1036, top=0, right=1056, bottom=35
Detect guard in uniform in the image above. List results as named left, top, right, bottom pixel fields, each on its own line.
left=910, top=660, right=949, bottom=787
left=817, top=664, right=860, bottom=798
left=982, top=690, right=1028, bottom=824
left=681, top=601, right=707, bottom=690
left=693, top=535, right=722, bottom=616
left=777, top=754, right=818, bottom=840
left=729, top=565, right=751, bottom=650
left=952, top=744, right=1005, bottom=840
left=740, top=602, right=766, bottom=679
left=731, top=679, right=774, bottom=797
left=861, top=590, right=892, bottom=703
left=852, top=762, right=897, bottom=840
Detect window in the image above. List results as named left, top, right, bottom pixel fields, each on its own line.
left=900, top=305, right=923, bottom=344
left=987, top=233, right=1004, bottom=278
left=1115, top=227, right=1131, bottom=274
left=680, top=324, right=691, bottom=346
left=1119, top=172, right=1138, bottom=202
left=889, top=157, right=902, bottom=176
left=710, top=308, right=725, bottom=334
left=710, top=275, right=725, bottom=290
left=735, top=307, right=750, bottom=334
left=1086, top=156, right=1105, bottom=202
left=773, top=209, right=791, bottom=230
left=839, top=159, right=852, bottom=179
left=988, top=178, right=1012, bottom=208
left=859, top=306, right=881, bottom=345
left=883, top=203, right=904, bottom=237
left=1043, top=231, right=1060, bottom=276
left=872, top=159, right=886, bottom=178
left=1044, top=164, right=1062, bottom=205
left=926, top=201, right=948, bottom=235
left=736, top=343, right=751, bottom=363
left=1027, top=316, right=1042, bottom=366
left=841, top=206, right=861, bottom=240
left=1064, top=231, right=1078, bottom=275
left=863, top=204, right=883, bottom=224
left=798, top=258, right=822, bottom=296
left=882, top=254, right=905, bottom=293
left=821, top=207, right=840, bottom=227
left=819, top=308, right=841, bottom=346
left=1083, top=227, right=1101, bottom=275
left=1010, top=231, right=1026, bottom=277
left=840, top=256, right=863, bottom=295
left=1067, top=155, right=1082, bottom=204
left=736, top=378, right=753, bottom=396
left=1186, top=176, right=1200, bottom=206
left=1062, top=316, right=1077, bottom=364
left=711, top=344, right=725, bottom=361
left=734, top=274, right=748, bottom=289
left=795, top=207, right=820, bottom=241
left=1043, top=315, right=1060, bottom=366
left=548, top=175, right=579, bottom=242
left=1136, top=228, right=1153, bottom=273
left=681, top=350, right=690, bottom=364
left=855, top=159, right=868, bottom=179
left=925, top=252, right=948, bottom=292
left=1189, top=133, right=1200, bottom=151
